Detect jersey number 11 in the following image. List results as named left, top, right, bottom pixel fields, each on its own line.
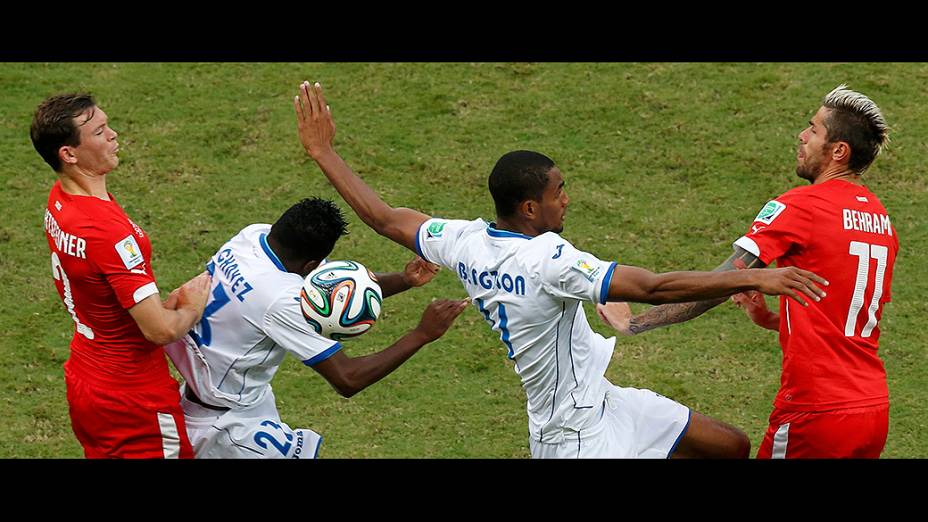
left=845, top=241, right=888, bottom=338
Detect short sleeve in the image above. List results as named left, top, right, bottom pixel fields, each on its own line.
left=415, top=218, right=481, bottom=270
left=536, top=236, right=617, bottom=305
left=262, top=289, right=342, bottom=367
left=734, top=194, right=812, bottom=265
left=86, top=221, right=159, bottom=309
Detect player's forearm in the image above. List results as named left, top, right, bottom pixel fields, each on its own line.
left=337, top=330, right=430, bottom=397
left=640, top=269, right=765, bottom=304
left=627, top=298, right=728, bottom=335
left=312, top=149, right=397, bottom=235
left=373, top=272, right=411, bottom=299
left=142, top=307, right=201, bottom=345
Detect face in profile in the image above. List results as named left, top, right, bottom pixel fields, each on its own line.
left=69, top=106, right=120, bottom=174
left=795, top=106, right=833, bottom=182
left=535, top=167, right=569, bottom=234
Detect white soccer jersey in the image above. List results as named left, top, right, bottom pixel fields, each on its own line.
left=416, top=218, right=618, bottom=444
left=165, top=224, right=340, bottom=409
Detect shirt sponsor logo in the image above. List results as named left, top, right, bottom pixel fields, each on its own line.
left=116, top=234, right=145, bottom=270
left=426, top=221, right=447, bottom=241
left=571, top=259, right=602, bottom=282
left=754, top=200, right=787, bottom=225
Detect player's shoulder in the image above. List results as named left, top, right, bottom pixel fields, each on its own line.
left=232, top=223, right=271, bottom=244
left=520, top=232, right=578, bottom=264
left=422, top=217, right=487, bottom=242
left=750, top=185, right=816, bottom=222
left=252, top=271, right=305, bottom=317
left=75, top=212, right=135, bottom=242
left=532, top=231, right=572, bottom=248
left=774, top=183, right=818, bottom=202
left=426, top=216, right=486, bottom=231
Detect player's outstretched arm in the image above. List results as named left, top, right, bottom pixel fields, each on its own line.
left=129, top=271, right=210, bottom=345
left=294, top=80, right=429, bottom=254
left=311, top=298, right=469, bottom=397
left=604, top=253, right=827, bottom=310
left=599, top=246, right=767, bottom=335
left=374, top=256, right=441, bottom=298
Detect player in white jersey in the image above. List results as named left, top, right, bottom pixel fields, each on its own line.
left=165, top=198, right=469, bottom=458
left=293, top=81, right=828, bottom=458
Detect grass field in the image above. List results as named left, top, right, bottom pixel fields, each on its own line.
left=1, top=63, right=925, bottom=458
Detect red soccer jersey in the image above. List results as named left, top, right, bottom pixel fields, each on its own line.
left=735, top=179, right=898, bottom=412
left=44, top=180, right=172, bottom=387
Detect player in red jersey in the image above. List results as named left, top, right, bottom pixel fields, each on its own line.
left=596, top=85, right=894, bottom=458
left=31, top=93, right=211, bottom=458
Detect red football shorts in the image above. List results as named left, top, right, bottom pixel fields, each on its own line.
left=756, top=404, right=889, bottom=459
left=65, top=370, right=194, bottom=459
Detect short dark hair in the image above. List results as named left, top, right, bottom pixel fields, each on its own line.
left=30, top=93, right=97, bottom=172
left=488, top=150, right=555, bottom=218
left=269, top=198, right=349, bottom=264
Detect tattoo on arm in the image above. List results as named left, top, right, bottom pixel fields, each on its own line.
left=627, top=246, right=766, bottom=334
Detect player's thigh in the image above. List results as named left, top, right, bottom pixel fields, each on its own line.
left=605, top=385, right=691, bottom=458
left=201, top=412, right=322, bottom=459
left=757, top=406, right=888, bottom=459
left=67, top=378, right=193, bottom=459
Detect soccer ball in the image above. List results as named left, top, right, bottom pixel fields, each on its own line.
left=300, top=260, right=383, bottom=340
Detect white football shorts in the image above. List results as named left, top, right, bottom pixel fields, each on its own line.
left=529, top=381, right=691, bottom=458
left=181, top=386, right=322, bottom=459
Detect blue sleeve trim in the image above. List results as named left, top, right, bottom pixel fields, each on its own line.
left=666, top=408, right=692, bottom=459
left=302, top=342, right=342, bottom=367
left=599, top=262, right=618, bottom=304
left=415, top=221, right=429, bottom=262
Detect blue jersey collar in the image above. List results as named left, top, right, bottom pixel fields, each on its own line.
left=259, top=233, right=288, bottom=272
left=486, top=223, right=533, bottom=240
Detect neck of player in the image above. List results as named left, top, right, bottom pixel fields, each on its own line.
left=59, top=168, right=111, bottom=200
left=814, top=166, right=862, bottom=186
left=494, top=216, right=542, bottom=238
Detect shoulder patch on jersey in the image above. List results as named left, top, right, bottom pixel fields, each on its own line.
left=115, top=234, right=145, bottom=270
left=754, top=200, right=787, bottom=225
left=425, top=220, right=447, bottom=241
left=571, top=258, right=602, bottom=282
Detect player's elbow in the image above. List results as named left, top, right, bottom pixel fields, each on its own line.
left=327, top=373, right=365, bottom=398
left=337, top=386, right=361, bottom=399
left=332, top=381, right=363, bottom=398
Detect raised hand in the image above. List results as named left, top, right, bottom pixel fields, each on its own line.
left=595, top=302, right=634, bottom=335
left=175, top=271, right=211, bottom=319
left=751, top=267, right=828, bottom=306
left=294, top=81, right=336, bottom=159
left=731, top=290, right=779, bottom=330
left=403, top=256, right=441, bottom=288
left=414, top=298, right=470, bottom=343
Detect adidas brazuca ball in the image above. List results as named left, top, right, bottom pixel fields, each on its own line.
left=300, top=260, right=383, bottom=340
